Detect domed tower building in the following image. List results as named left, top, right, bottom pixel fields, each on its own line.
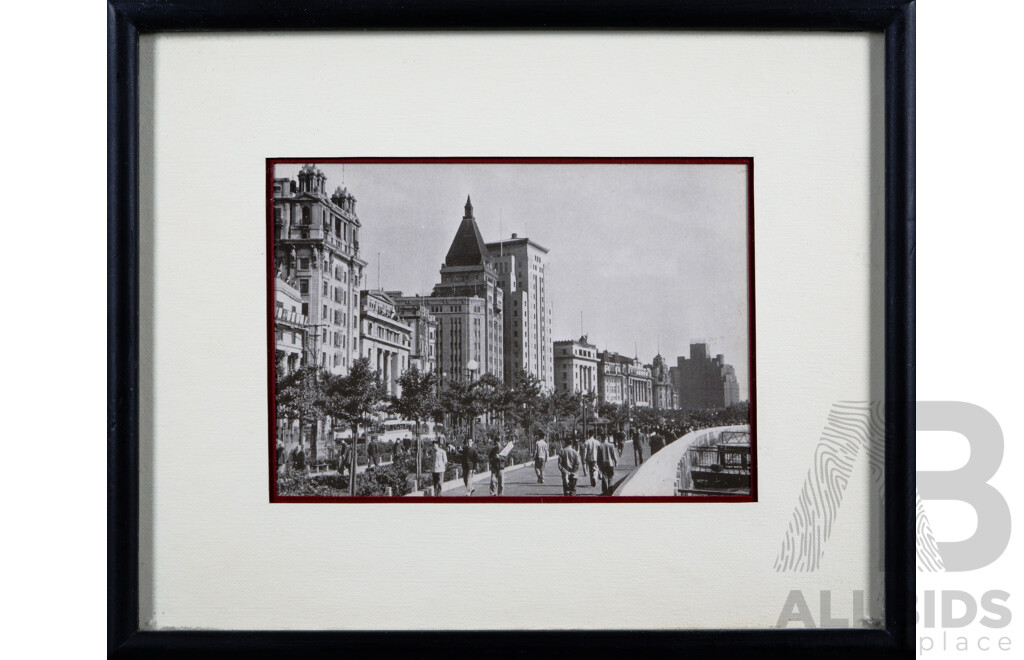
left=272, top=164, right=367, bottom=375
left=650, top=353, right=678, bottom=410
left=414, top=196, right=505, bottom=383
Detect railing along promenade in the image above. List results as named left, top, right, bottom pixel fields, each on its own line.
left=615, top=424, right=750, bottom=496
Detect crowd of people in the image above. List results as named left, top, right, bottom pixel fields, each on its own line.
left=423, top=425, right=683, bottom=497
left=278, top=416, right=732, bottom=497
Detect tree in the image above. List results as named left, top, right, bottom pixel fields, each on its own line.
left=598, top=401, right=631, bottom=433
left=472, top=373, right=504, bottom=420
left=578, top=390, right=598, bottom=438
left=439, top=378, right=488, bottom=440
left=276, top=365, right=327, bottom=466
left=507, top=370, right=545, bottom=439
left=542, top=390, right=583, bottom=444
left=323, top=358, right=387, bottom=495
left=391, top=366, right=440, bottom=490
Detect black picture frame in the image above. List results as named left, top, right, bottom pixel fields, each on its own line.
left=108, top=1, right=915, bottom=657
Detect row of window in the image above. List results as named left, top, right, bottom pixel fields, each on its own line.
left=364, top=321, right=411, bottom=347
left=275, top=329, right=302, bottom=346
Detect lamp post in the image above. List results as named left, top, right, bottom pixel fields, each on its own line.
left=466, top=359, right=478, bottom=443
left=440, top=370, right=449, bottom=436
left=581, top=393, right=588, bottom=441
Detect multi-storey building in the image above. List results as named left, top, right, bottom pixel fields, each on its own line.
left=721, top=364, right=741, bottom=407
left=598, top=351, right=652, bottom=408
left=486, top=232, right=553, bottom=390
left=597, top=351, right=626, bottom=407
left=389, top=293, right=439, bottom=375
left=650, top=354, right=678, bottom=410
left=674, top=343, right=742, bottom=412
left=554, top=336, right=599, bottom=395
left=359, top=290, right=412, bottom=395
left=274, top=274, right=308, bottom=375
left=273, top=164, right=366, bottom=375
left=421, top=296, right=491, bottom=383
left=626, top=358, right=653, bottom=408
left=429, top=196, right=504, bottom=381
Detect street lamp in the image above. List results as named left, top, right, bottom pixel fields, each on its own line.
left=466, top=359, right=479, bottom=444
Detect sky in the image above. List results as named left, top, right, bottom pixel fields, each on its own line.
left=275, top=162, right=751, bottom=399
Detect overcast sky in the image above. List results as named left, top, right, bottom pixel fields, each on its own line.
left=275, top=162, right=750, bottom=399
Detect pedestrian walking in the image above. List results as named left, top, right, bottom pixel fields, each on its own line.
left=650, top=431, right=664, bottom=455
left=597, top=434, right=618, bottom=495
left=488, top=439, right=506, bottom=496
left=335, top=440, right=348, bottom=475
left=582, top=433, right=601, bottom=487
left=558, top=440, right=582, bottom=496
left=368, top=437, right=380, bottom=467
left=633, top=432, right=647, bottom=465
left=430, top=437, right=448, bottom=496
left=453, top=439, right=480, bottom=495
left=614, top=430, right=626, bottom=458
left=532, top=432, right=550, bottom=484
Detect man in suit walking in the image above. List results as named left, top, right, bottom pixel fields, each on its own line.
left=597, top=434, right=619, bottom=495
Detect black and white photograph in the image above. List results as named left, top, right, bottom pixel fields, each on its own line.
left=269, top=158, right=754, bottom=500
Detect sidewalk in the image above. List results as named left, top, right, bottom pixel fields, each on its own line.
left=408, top=459, right=533, bottom=497
left=419, top=441, right=645, bottom=497
left=501, top=440, right=643, bottom=496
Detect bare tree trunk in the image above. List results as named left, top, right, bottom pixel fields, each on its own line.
left=414, top=420, right=422, bottom=491
left=310, top=418, right=319, bottom=466
left=349, top=422, right=359, bottom=496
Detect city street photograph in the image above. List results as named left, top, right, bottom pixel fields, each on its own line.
left=269, top=158, right=754, bottom=501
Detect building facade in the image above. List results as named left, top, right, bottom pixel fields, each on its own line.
left=598, top=349, right=651, bottom=407
left=626, top=358, right=654, bottom=408
left=420, top=296, right=491, bottom=383
left=429, top=197, right=504, bottom=381
left=274, top=274, right=308, bottom=375
left=486, top=233, right=553, bottom=390
left=273, top=164, right=366, bottom=375
left=650, top=354, right=678, bottom=410
left=389, top=294, right=439, bottom=375
left=554, top=336, right=599, bottom=395
left=359, top=290, right=412, bottom=396
left=597, top=353, right=627, bottom=406
left=674, top=343, right=742, bottom=412
left=597, top=351, right=652, bottom=408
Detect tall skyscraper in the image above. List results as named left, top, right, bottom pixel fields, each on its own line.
left=674, top=343, right=741, bottom=412
left=429, top=197, right=504, bottom=382
left=273, top=164, right=366, bottom=374
left=486, top=233, right=553, bottom=390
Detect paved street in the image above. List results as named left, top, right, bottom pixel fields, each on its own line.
left=487, top=440, right=645, bottom=497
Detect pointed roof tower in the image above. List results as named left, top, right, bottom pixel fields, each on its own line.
left=444, top=195, right=490, bottom=267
